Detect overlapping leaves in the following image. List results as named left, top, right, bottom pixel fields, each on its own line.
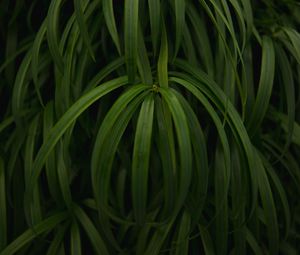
left=1, top=0, right=300, bottom=254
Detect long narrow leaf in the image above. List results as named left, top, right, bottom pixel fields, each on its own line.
left=132, top=94, right=155, bottom=224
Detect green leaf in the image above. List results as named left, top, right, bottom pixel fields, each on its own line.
left=171, top=89, right=209, bottom=223
left=103, top=0, right=121, bottom=54
left=74, top=0, right=95, bottom=60
left=137, top=25, right=153, bottom=86
left=171, top=61, right=258, bottom=215
left=46, top=224, right=69, bottom=255
left=43, top=102, right=61, bottom=204
left=148, top=0, right=161, bottom=55
left=92, top=85, right=150, bottom=215
left=144, top=219, right=175, bottom=255
left=174, top=0, right=185, bottom=58
left=169, top=77, right=230, bottom=180
left=132, top=93, right=155, bottom=224
left=125, top=0, right=139, bottom=83
left=275, top=44, right=295, bottom=153
left=174, top=212, right=191, bottom=255
left=272, top=111, right=300, bottom=146
left=57, top=142, right=72, bottom=209
left=24, top=115, right=42, bottom=225
left=154, top=96, right=177, bottom=219
left=245, top=228, right=264, bottom=255
left=186, top=3, right=214, bottom=76
left=74, top=205, right=109, bottom=255
left=282, top=27, right=300, bottom=64
left=262, top=155, right=291, bottom=240
left=0, top=212, right=68, bottom=255
left=254, top=150, right=279, bottom=255
left=91, top=86, right=149, bottom=248
left=0, top=41, right=31, bottom=74
left=214, top=144, right=229, bottom=255
left=70, top=221, right=81, bottom=255
left=47, top=0, right=64, bottom=72
left=25, top=76, right=128, bottom=203
left=159, top=87, right=192, bottom=216
left=31, top=19, right=47, bottom=107
left=157, top=20, right=168, bottom=88
left=247, top=36, right=275, bottom=136
left=86, top=57, right=125, bottom=92
left=199, top=225, right=215, bottom=255
left=12, top=50, right=32, bottom=124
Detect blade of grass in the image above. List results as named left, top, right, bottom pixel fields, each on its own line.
left=103, top=0, right=121, bottom=54
left=137, top=25, right=153, bottom=86
left=186, top=3, right=214, bottom=76
left=70, top=220, right=81, bottom=255
left=154, top=96, right=176, bottom=219
left=91, top=85, right=150, bottom=202
left=25, top=76, right=128, bottom=203
left=46, top=224, right=69, bottom=255
left=199, top=225, right=215, bottom=255
left=254, top=150, right=279, bottom=255
left=275, top=44, right=295, bottom=155
left=24, top=115, right=42, bottom=226
left=124, top=0, right=139, bottom=83
left=74, top=0, right=95, bottom=60
left=231, top=142, right=247, bottom=254
left=174, top=0, right=185, bottom=58
left=247, top=36, right=275, bottom=136
left=31, top=19, right=47, bottom=107
left=47, top=0, right=64, bottom=72
left=57, top=142, right=72, bottom=209
left=282, top=28, right=300, bottom=64
left=245, top=227, right=264, bottom=255
left=0, top=41, right=31, bottom=74
left=132, top=93, right=155, bottom=224
left=0, top=212, right=68, bottom=255
left=159, top=87, right=192, bottom=217
left=43, top=102, right=62, bottom=204
left=148, top=0, right=160, bottom=55
left=144, top=219, right=175, bottom=255
left=169, top=77, right=230, bottom=180
left=174, top=212, right=191, bottom=255
left=85, top=57, right=125, bottom=92
left=12, top=50, right=32, bottom=124
left=182, top=23, right=197, bottom=66
left=157, top=20, right=168, bottom=88
left=73, top=205, right=109, bottom=255
left=214, top=144, right=229, bottom=255
left=261, top=155, right=291, bottom=240
left=171, top=62, right=258, bottom=216
left=92, top=87, right=149, bottom=248
left=171, top=89, right=209, bottom=224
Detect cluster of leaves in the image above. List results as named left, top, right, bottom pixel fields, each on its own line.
left=1, top=0, right=300, bottom=254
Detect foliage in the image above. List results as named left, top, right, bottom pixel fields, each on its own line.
left=1, top=0, right=300, bottom=254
